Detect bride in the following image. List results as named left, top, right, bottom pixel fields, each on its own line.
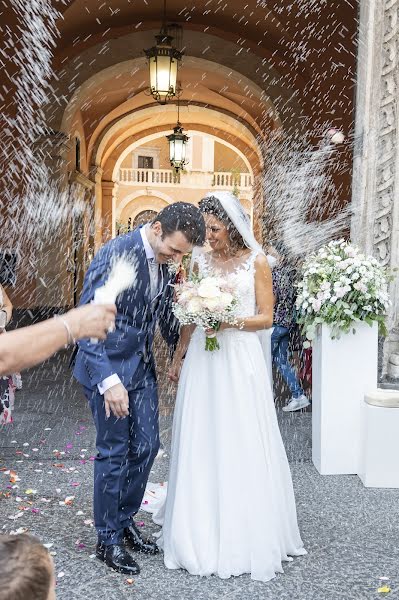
left=154, top=191, right=306, bottom=582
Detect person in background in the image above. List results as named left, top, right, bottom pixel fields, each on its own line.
left=0, top=533, right=56, bottom=600
left=271, top=242, right=310, bottom=412
left=0, top=283, right=15, bottom=424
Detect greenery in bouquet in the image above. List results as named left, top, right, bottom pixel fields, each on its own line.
left=295, top=239, right=391, bottom=346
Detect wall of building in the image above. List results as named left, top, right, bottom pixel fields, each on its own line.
left=214, top=141, right=248, bottom=173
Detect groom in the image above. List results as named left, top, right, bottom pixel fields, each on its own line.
left=73, top=202, right=206, bottom=575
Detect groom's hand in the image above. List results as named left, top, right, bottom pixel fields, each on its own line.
left=168, top=359, right=182, bottom=383
left=104, top=383, right=129, bottom=418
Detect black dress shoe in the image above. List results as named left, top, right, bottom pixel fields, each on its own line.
left=124, top=522, right=159, bottom=555
left=96, top=542, right=141, bottom=575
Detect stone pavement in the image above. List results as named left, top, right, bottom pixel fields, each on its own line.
left=1, top=352, right=399, bottom=600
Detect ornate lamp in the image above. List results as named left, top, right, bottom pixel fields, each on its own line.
left=144, top=0, right=183, bottom=104
left=166, top=98, right=189, bottom=173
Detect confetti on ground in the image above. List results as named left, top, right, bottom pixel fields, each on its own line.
left=59, top=496, right=75, bottom=506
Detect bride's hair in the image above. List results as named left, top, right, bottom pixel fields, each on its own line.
left=198, top=195, right=248, bottom=252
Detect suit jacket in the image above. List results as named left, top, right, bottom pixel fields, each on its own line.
left=73, top=228, right=179, bottom=391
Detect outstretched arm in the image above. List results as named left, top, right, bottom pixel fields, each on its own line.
left=0, top=304, right=116, bottom=376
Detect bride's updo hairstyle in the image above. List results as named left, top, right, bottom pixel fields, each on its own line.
left=198, top=195, right=248, bottom=253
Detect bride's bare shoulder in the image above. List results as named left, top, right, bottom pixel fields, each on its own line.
left=254, top=253, right=271, bottom=271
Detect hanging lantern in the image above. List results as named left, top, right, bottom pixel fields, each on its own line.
left=144, top=2, right=183, bottom=104
left=167, top=123, right=189, bottom=173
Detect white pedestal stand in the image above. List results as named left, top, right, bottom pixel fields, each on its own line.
left=359, top=390, right=399, bottom=488
left=312, top=322, right=378, bottom=475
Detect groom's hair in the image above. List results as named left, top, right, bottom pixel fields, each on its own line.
left=152, top=202, right=206, bottom=246
left=0, top=534, right=53, bottom=600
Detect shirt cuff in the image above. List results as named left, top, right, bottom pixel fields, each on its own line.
left=97, top=374, right=121, bottom=395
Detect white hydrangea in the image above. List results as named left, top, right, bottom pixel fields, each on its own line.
left=296, top=239, right=391, bottom=341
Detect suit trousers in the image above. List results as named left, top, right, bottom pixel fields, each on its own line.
left=84, top=361, right=160, bottom=545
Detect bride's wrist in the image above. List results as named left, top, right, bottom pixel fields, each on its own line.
left=172, top=354, right=184, bottom=364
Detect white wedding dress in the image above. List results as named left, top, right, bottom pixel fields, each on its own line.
left=150, top=251, right=306, bottom=582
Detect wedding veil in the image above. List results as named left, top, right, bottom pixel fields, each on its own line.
left=201, top=191, right=277, bottom=267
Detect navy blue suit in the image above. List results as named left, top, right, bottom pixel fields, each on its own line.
left=73, top=228, right=178, bottom=545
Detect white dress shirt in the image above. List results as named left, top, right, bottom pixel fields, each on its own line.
left=98, top=225, right=158, bottom=396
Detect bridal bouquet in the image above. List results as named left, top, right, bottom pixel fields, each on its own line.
left=296, top=239, right=391, bottom=345
left=172, top=275, right=237, bottom=351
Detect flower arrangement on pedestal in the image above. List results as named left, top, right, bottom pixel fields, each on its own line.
left=296, top=239, right=391, bottom=346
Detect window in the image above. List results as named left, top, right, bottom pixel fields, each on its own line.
left=138, top=155, right=154, bottom=169
left=75, top=137, right=81, bottom=171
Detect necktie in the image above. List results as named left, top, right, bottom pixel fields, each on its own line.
left=148, top=258, right=159, bottom=299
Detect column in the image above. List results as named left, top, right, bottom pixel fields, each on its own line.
left=101, top=181, right=116, bottom=243
left=69, top=171, right=95, bottom=304
left=32, top=130, right=74, bottom=309
left=93, top=166, right=104, bottom=251
left=351, top=0, right=399, bottom=383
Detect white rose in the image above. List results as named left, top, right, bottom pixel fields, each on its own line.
left=178, top=289, right=196, bottom=305
left=203, top=297, right=223, bottom=311
left=187, top=297, right=203, bottom=314
left=203, top=293, right=233, bottom=311
left=197, top=281, right=221, bottom=299
left=218, top=292, right=234, bottom=309
left=312, top=299, right=322, bottom=312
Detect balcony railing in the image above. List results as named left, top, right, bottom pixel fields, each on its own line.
left=119, top=168, right=180, bottom=185
left=118, top=168, right=252, bottom=192
left=212, top=172, right=252, bottom=190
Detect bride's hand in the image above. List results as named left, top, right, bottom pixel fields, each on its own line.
left=205, top=323, right=229, bottom=336
left=168, top=359, right=183, bottom=383
left=206, top=323, right=230, bottom=334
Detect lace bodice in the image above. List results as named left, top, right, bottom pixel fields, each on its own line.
left=194, top=251, right=259, bottom=318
